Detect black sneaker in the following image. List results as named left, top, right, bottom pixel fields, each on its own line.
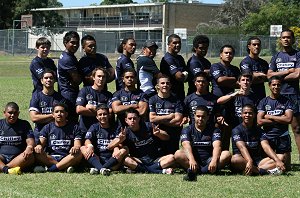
left=183, top=169, right=197, bottom=181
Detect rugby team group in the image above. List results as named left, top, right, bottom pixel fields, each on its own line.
left=1, top=29, right=299, bottom=181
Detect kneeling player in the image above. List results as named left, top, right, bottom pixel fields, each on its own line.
left=231, top=104, right=285, bottom=175
left=174, top=105, right=231, bottom=181
left=109, top=108, right=175, bottom=174
left=34, top=103, right=82, bottom=172
left=0, top=102, right=35, bottom=174
left=81, top=105, right=128, bottom=175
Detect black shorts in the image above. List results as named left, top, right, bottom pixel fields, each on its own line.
left=268, top=135, right=291, bottom=154
left=283, top=94, right=300, bottom=116
left=0, top=154, right=17, bottom=164
left=138, top=156, right=160, bottom=166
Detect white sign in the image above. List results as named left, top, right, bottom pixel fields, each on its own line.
left=270, top=25, right=282, bottom=37
left=174, top=28, right=187, bottom=39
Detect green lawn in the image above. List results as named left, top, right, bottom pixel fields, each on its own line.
left=0, top=55, right=300, bottom=198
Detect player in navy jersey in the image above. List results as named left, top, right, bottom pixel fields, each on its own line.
left=160, top=34, right=188, bottom=102
left=115, top=38, right=136, bottom=91
left=80, top=105, right=127, bottom=175
left=267, top=29, right=300, bottom=160
left=183, top=72, right=224, bottom=126
left=239, top=37, right=268, bottom=101
left=78, top=35, right=115, bottom=89
left=174, top=106, right=231, bottom=181
left=217, top=73, right=260, bottom=127
left=231, top=104, right=285, bottom=175
left=29, top=69, right=66, bottom=143
left=210, top=45, right=241, bottom=150
left=0, top=102, right=35, bottom=175
left=30, top=37, right=57, bottom=93
left=57, top=31, right=82, bottom=122
left=149, top=75, right=183, bottom=155
left=257, top=76, right=293, bottom=169
left=34, top=103, right=82, bottom=172
left=111, top=68, right=148, bottom=126
left=109, top=109, right=175, bottom=174
left=76, top=68, right=113, bottom=133
left=186, top=35, right=211, bottom=95
left=137, top=40, right=162, bottom=99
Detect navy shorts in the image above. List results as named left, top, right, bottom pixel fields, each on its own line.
left=283, top=94, right=300, bottom=116
left=268, top=135, right=291, bottom=154
left=138, top=156, right=160, bottom=166
left=0, top=154, right=17, bottom=164
left=51, top=154, right=66, bottom=162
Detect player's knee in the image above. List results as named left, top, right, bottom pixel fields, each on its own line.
left=174, top=150, right=185, bottom=161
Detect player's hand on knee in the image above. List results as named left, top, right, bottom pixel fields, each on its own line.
left=276, top=160, right=285, bottom=172
left=208, top=161, right=217, bottom=173
left=244, top=161, right=253, bottom=175
left=85, top=145, right=94, bottom=159
left=23, top=145, right=34, bottom=159
left=70, top=146, right=80, bottom=155
left=34, top=145, right=43, bottom=154
left=189, top=159, right=198, bottom=172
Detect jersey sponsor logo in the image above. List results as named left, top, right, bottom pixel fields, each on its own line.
left=232, top=134, right=241, bottom=141
left=0, top=136, right=22, bottom=142
left=97, top=139, right=111, bottom=150
left=122, top=101, right=137, bottom=105
left=290, top=57, right=297, bottom=62
left=156, top=109, right=175, bottom=115
left=51, top=140, right=71, bottom=146
left=235, top=107, right=242, bottom=117
left=265, top=105, right=271, bottom=111
left=193, top=141, right=211, bottom=146
left=212, top=70, right=220, bottom=77
left=241, top=64, right=249, bottom=70
left=86, top=94, right=94, bottom=101
left=134, top=137, right=154, bottom=147
left=170, top=64, right=177, bottom=71
left=36, top=68, right=44, bottom=75
left=76, top=97, right=84, bottom=103
left=125, top=63, right=132, bottom=67
left=85, top=132, right=92, bottom=139
left=193, top=68, right=201, bottom=73
left=41, top=107, right=53, bottom=114
left=213, top=133, right=221, bottom=139
left=180, top=134, right=188, bottom=140
left=245, top=141, right=259, bottom=148
left=276, top=62, right=294, bottom=70
left=266, top=109, right=283, bottom=116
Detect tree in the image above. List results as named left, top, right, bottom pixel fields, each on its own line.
left=101, top=0, right=133, bottom=5
left=0, top=1, right=16, bottom=29
left=241, top=0, right=300, bottom=35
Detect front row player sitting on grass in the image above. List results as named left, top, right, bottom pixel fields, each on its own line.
left=231, top=104, right=286, bottom=175
left=81, top=105, right=128, bottom=175
left=0, top=102, right=35, bottom=175
left=34, top=103, right=82, bottom=172
left=109, top=108, right=175, bottom=174
left=174, top=105, right=231, bottom=181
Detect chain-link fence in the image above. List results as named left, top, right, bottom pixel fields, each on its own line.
left=0, top=28, right=297, bottom=59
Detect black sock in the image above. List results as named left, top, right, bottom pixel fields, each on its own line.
left=146, top=162, right=162, bottom=173
left=47, top=164, right=59, bottom=172
left=2, top=166, right=9, bottom=174
left=88, top=156, right=103, bottom=170
left=103, top=157, right=118, bottom=169
left=134, top=163, right=147, bottom=173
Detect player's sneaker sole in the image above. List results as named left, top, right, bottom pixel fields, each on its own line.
left=162, top=168, right=174, bottom=175
left=267, top=167, right=283, bottom=175
left=67, top=166, right=75, bottom=173
left=8, top=166, right=22, bottom=175
left=100, top=168, right=111, bottom=176
left=90, top=168, right=99, bottom=175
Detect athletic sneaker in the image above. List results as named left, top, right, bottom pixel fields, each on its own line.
left=162, top=168, right=174, bottom=175
left=267, top=167, right=283, bottom=175
left=33, top=166, right=46, bottom=173
left=66, top=166, right=75, bottom=173
left=99, top=168, right=111, bottom=176
left=8, top=167, right=22, bottom=175
left=183, top=169, right=197, bottom=181
left=90, top=168, right=99, bottom=175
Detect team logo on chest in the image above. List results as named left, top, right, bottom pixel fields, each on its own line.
left=86, top=94, right=94, bottom=101
left=276, top=58, right=282, bottom=63
left=121, top=96, right=128, bottom=102
left=50, top=134, right=57, bottom=140
left=40, top=101, right=47, bottom=108
left=265, top=105, right=271, bottom=111
left=156, top=103, right=162, bottom=108
left=190, top=101, right=198, bottom=107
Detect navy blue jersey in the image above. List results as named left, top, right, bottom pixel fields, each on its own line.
left=210, top=62, right=241, bottom=97
left=257, top=96, right=293, bottom=139
left=57, top=51, right=80, bottom=104
left=186, top=54, right=211, bottom=95
left=40, top=122, right=82, bottom=157
left=29, top=91, right=66, bottom=133
left=115, top=54, right=134, bottom=91
left=0, top=119, right=34, bottom=156
left=232, top=92, right=260, bottom=126
left=136, top=55, right=160, bottom=95
left=232, top=123, right=264, bottom=157
left=78, top=53, right=113, bottom=88
left=269, top=50, right=300, bottom=95
left=240, top=55, right=269, bottom=100
left=183, top=92, right=220, bottom=124
left=76, top=86, right=113, bottom=132
left=30, top=56, right=57, bottom=92
left=160, top=52, right=187, bottom=102
left=85, top=123, right=118, bottom=158
left=180, top=125, right=221, bottom=161
left=124, top=122, right=162, bottom=160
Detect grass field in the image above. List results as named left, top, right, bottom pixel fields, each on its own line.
left=1, top=54, right=300, bottom=198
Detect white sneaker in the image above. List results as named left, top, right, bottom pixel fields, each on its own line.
left=90, top=168, right=99, bottom=175
left=67, top=166, right=75, bottom=173
left=162, top=168, right=174, bottom=175
left=100, top=168, right=111, bottom=176
left=267, top=167, right=282, bottom=175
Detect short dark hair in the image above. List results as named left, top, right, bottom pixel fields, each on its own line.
left=125, top=108, right=140, bottom=118
left=220, top=45, right=235, bottom=56
left=53, top=103, right=69, bottom=113
left=246, top=36, right=261, bottom=54
left=192, top=35, right=209, bottom=52
left=63, top=31, right=80, bottom=45
left=268, top=75, right=282, bottom=85
left=122, top=68, right=137, bottom=77
left=194, top=105, right=209, bottom=115
left=81, top=34, right=96, bottom=47
left=156, top=74, right=170, bottom=84
left=193, top=71, right=209, bottom=82
left=41, top=69, right=56, bottom=80
left=238, top=72, right=253, bottom=82
left=117, top=38, right=135, bottom=53
left=96, top=103, right=109, bottom=112
left=167, top=34, right=181, bottom=45
left=242, top=104, right=257, bottom=114
left=92, top=67, right=107, bottom=78
left=36, top=37, right=51, bottom=48
left=5, top=102, right=19, bottom=112
left=281, top=29, right=295, bottom=39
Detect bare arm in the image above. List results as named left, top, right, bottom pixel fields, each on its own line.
left=217, top=91, right=239, bottom=104
left=284, top=68, right=300, bottom=81
left=267, top=69, right=290, bottom=79
left=264, top=110, right=293, bottom=125
left=106, top=67, right=115, bottom=83
left=76, top=105, right=97, bottom=117
left=217, top=76, right=238, bottom=88
left=152, top=124, right=170, bottom=141
left=29, top=111, right=53, bottom=124
left=236, top=141, right=253, bottom=163
left=257, top=111, right=274, bottom=126
left=136, top=101, right=148, bottom=117
left=69, top=71, right=82, bottom=86
left=168, top=113, right=183, bottom=126
left=252, top=72, right=267, bottom=84
left=149, top=112, right=174, bottom=124
left=182, top=141, right=198, bottom=171
left=174, top=71, right=186, bottom=82
left=112, top=100, right=138, bottom=114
